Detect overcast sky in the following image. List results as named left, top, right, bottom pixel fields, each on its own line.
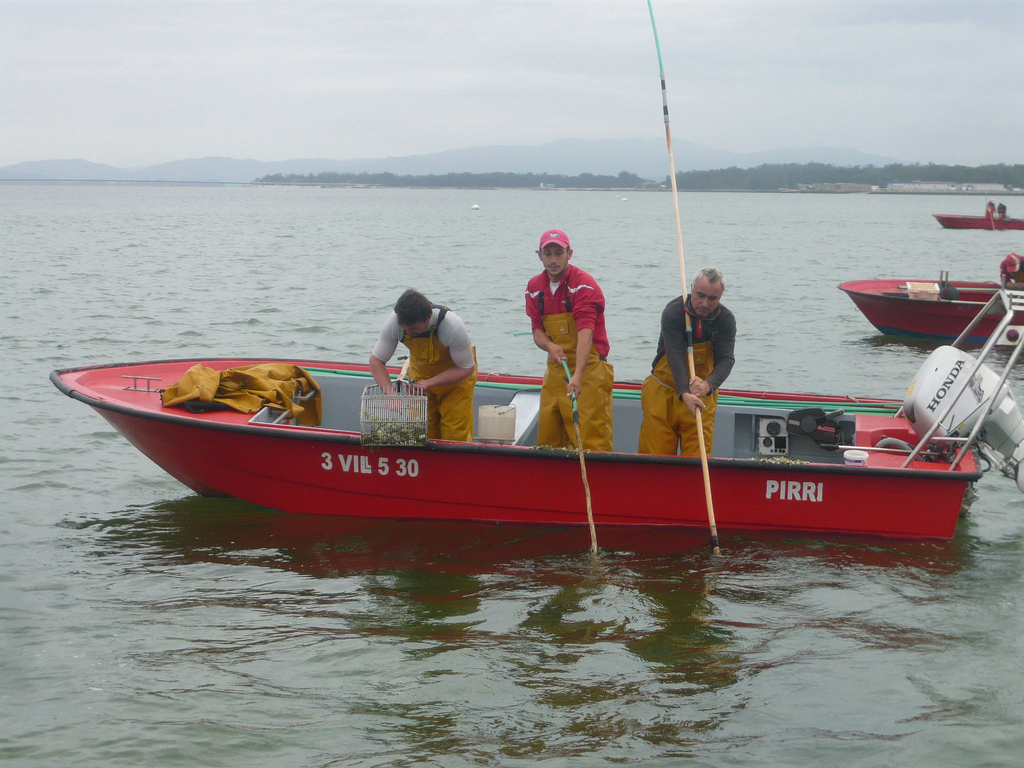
left=3, top=0, right=1022, bottom=168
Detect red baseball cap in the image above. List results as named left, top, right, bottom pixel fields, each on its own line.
left=539, top=229, right=570, bottom=249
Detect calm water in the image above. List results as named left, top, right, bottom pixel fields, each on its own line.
left=3, top=185, right=1024, bottom=767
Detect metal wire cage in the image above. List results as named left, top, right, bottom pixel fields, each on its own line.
left=359, top=381, right=428, bottom=446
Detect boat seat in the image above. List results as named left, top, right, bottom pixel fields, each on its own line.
left=509, top=390, right=542, bottom=446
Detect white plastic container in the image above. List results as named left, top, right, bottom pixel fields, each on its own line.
left=905, top=281, right=940, bottom=300
left=844, top=449, right=869, bottom=466
left=478, top=405, right=516, bottom=444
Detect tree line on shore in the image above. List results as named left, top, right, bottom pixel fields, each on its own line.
left=257, top=170, right=647, bottom=189
left=257, top=163, right=1024, bottom=191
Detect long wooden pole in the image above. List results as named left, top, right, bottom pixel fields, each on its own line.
left=646, top=0, right=721, bottom=555
left=562, top=360, right=599, bottom=554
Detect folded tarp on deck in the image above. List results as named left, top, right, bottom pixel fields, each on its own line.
left=161, top=363, right=322, bottom=426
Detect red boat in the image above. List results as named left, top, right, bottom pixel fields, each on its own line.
left=934, top=214, right=1024, bottom=230
left=53, top=348, right=1018, bottom=541
left=839, top=277, right=1024, bottom=342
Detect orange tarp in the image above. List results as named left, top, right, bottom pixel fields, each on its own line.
left=161, top=363, right=322, bottom=426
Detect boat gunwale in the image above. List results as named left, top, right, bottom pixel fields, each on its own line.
left=50, top=364, right=982, bottom=483
left=838, top=279, right=1004, bottom=306
left=50, top=356, right=901, bottom=407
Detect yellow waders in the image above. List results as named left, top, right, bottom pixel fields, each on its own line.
left=538, top=312, right=614, bottom=451
left=637, top=340, right=717, bottom=456
left=404, top=332, right=477, bottom=442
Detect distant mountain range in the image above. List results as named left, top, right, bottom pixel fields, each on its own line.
left=0, top=138, right=903, bottom=184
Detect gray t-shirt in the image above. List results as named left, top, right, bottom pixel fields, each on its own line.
left=371, top=307, right=474, bottom=369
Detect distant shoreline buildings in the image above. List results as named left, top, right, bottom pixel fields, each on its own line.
left=871, top=181, right=1020, bottom=195
left=791, top=180, right=1023, bottom=195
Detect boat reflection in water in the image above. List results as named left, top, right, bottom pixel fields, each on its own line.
left=80, top=492, right=969, bottom=703
left=86, top=494, right=741, bottom=686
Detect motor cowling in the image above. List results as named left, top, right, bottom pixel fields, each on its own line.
left=786, top=407, right=843, bottom=446
left=903, top=346, right=1024, bottom=489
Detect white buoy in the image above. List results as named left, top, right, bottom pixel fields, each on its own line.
left=471, top=204, right=480, bottom=210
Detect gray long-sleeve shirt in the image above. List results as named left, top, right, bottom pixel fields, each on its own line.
left=651, top=295, right=736, bottom=396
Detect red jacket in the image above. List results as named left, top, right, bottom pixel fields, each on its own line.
left=525, top=264, right=610, bottom=358
left=1000, top=252, right=1024, bottom=284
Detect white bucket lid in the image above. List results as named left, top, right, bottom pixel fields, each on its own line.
left=843, top=449, right=869, bottom=465
left=479, top=404, right=516, bottom=415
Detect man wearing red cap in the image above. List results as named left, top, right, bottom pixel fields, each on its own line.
left=1000, top=253, right=1024, bottom=289
left=525, top=229, right=614, bottom=451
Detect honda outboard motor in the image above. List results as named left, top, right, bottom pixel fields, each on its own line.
left=903, top=346, right=1024, bottom=491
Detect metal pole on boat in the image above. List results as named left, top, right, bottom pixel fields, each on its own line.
left=647, top=0, right=721, bottom=555
left=562, top=360, right=599, bottom=554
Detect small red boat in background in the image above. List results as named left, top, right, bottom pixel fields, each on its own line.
left=839, top=277, right=1024, bottom=342
left=934, top=213, right=1024, bottom=230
